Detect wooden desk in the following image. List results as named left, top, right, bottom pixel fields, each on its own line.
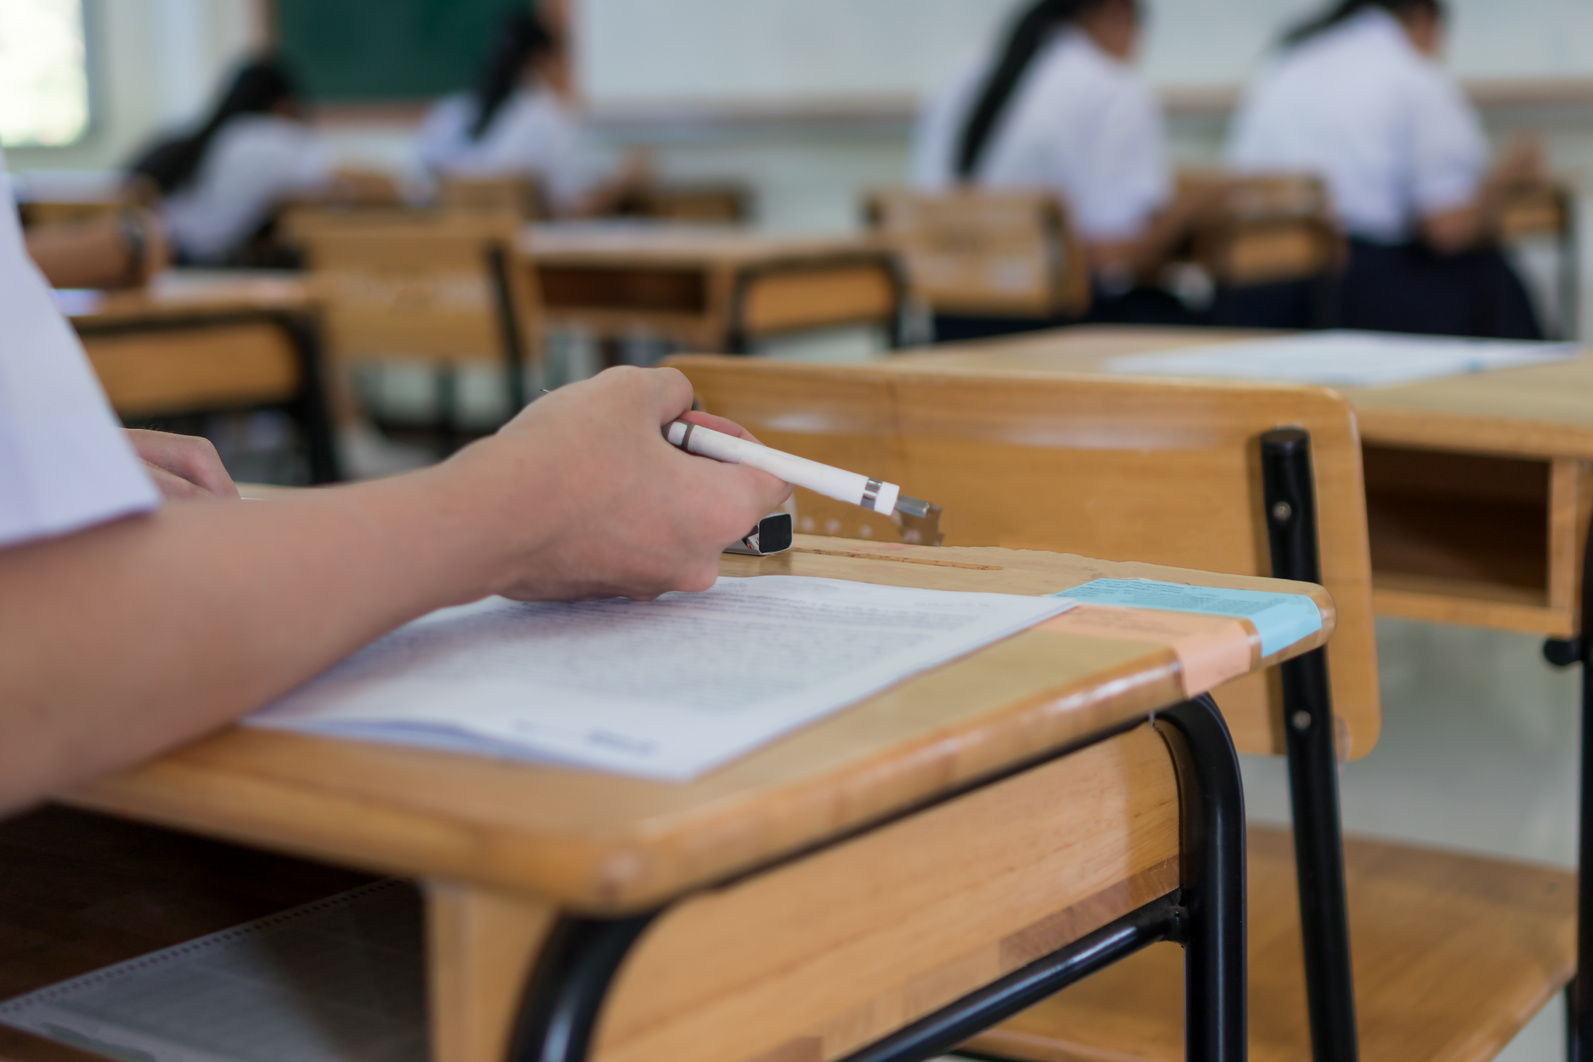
left=895, top=326, right=1593, bottom=636
left=64, top=271, right=340, bottom=483
left=16, top=539, right=1331, bottom=1062
left=522, top=223, right=904, bottom=353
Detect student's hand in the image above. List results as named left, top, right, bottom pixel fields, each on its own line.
left=446, top=367, right=790, bottom=602
left=125, top=430, right=240, bottom=501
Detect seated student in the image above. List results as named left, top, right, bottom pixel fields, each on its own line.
left=126, top=58, right=336, bottom=267
left=1226, top=0, right=1544, bottom=337
left=910, top=0, right=1222, bottom=340
left=0, top=146, right=787, bottom=815
left=415, top=8, right=647, bottom=218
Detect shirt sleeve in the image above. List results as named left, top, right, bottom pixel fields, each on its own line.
left=1068, top=79, right=1170, bottom=243
left=0, top=149, right=159, bottom=550
left=1405, top=65, right=1487, bottom=217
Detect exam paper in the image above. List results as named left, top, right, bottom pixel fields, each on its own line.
left=0, top=881, right=426, bottom=1062
left=251, top=576, right=1071, bottom=780
left=1105, top=330, right=1579, bottom=388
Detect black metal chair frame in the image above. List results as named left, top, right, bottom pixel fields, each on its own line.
left=73, top=307, right=342, bottom=484
left=503, top=691, right=1248, bottom=1062
left=430, top=242, right=530, bottom=455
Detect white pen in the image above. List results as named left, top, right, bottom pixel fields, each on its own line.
left=666, top=419, right=943, bottom=545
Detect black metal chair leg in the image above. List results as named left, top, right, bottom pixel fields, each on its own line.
left=276, top=312, right=342, bottom=483
left=1544, top=454, right=1593, bottom=1062
left=1261, top=429, right=1360, bottom=1062
left=1157, top=695, right=1248, bottom=1062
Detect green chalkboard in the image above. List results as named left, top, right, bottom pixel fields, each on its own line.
left=275, top=0, right=532, bottom=103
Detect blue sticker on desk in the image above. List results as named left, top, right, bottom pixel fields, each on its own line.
left=1056, top=579, right=1322, bottom=658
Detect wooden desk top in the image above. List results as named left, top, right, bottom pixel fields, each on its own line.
left=67, top=537, right=1331, bottom=916
left=59, top=270, right=315, bottom=327
left=521, top=221, right=884, bottom=268
left=895, top=326, right=1593, bottom=461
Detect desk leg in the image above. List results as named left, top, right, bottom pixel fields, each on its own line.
left=1546, top=507, right=1593, bottom=1062
left=427, top=881, right=557, bottom=1062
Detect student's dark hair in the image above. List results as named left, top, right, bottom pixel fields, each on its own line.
left=1281, top=0, right=1444, bottom=47
left=955, top=0, right=1121, bottom=179
left=469, top=11, right=556, bottom=141
left=127, top=57, right=301, bottom=196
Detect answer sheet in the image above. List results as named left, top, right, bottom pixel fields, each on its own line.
left=250, top=576, right=1071, bottom=780
left=1105, top=330, right=1579, bottom=388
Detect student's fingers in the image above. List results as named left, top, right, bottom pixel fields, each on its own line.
left=125, top=430, right=239, bottom=499
left=674, top=409, right=767, bottom=445
left=141, top=461, right=215, bottom=501
left=635, top=366, right=696, bottom=425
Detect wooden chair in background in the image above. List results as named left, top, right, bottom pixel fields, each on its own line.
left=287, top=210, right=541, bottom=450
left=618, top=181, right=752, bottom=222
left=1497, top=178, right=1578, bottom=340
left=670, top=356, right=1579, bottom=1062
left=1179, top=172, right=1344, bottom=329
left=865, top=188, right=1092, bottom=337
left=438, top=175, right=546, bottom=221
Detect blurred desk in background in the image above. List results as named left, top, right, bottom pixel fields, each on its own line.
left=522, top=222, right=905, bottom=354
left=899, top=325, right=1593, bottom=637
left=63, top=271, right=340, bottom=483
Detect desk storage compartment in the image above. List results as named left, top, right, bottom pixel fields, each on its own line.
left=1363, top=444, right=1591, bottom=634
left=534, top=266, right=708, bottom=316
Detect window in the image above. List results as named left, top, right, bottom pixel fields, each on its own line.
left=0, top=0, right=90, bottom=148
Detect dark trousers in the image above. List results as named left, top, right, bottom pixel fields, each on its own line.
left=932, top=286, right=1199, bottom=344
left=1211, top=238, right=1544, bottom=339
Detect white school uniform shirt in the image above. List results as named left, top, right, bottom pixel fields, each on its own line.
left=0, top=148, right=158, bottom=549
left=1226, top=7, right=1487, bottom=244
left=161, top=114, right=333, bottom=264
left=910, top=27, right=1170, bottom=244
left=415, top=84, right=594, bottom=214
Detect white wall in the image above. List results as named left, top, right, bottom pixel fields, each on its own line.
left=5, top=0, right=261, bottom=174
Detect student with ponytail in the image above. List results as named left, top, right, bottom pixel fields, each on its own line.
left=911, top=0, right=1220, bottom=335
left=126, top=58, right=335, bottom=266
left=1227, top=0, right=1544, bottom=337
left=416, top=2, right=647, bottom=217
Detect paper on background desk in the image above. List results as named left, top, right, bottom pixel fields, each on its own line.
left=0, top=880, right=426, bottom=1062
left=1105, top=330, right=1579, bottom=388
left=251, top=576, right=1071, bottom=781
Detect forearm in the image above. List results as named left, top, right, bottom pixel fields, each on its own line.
left=0, top=463, right=514, bottom=811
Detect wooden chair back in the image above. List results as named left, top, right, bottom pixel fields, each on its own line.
left=1182, top=172, right=1344, bottom=287
left=622, top=183, right=751, bottom=223
left=287, top=210, right=539, bottom=370
left=1498, top=179, right=1574, bottom=241
left=864, top=188, right=1092, bottom=318
left=670, top=356, right=1380, bottom=761
left=438, top=175, right=546, bottom=221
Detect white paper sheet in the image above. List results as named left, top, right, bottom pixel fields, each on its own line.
left=1105, top=330, right=1580, bottom=389
left=0, top=881, right=426, bottom=1062
left=250, top=576, right=1072, bottom=780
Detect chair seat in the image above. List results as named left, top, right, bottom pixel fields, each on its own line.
left=963, top=825, right=1575, bottom=1062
